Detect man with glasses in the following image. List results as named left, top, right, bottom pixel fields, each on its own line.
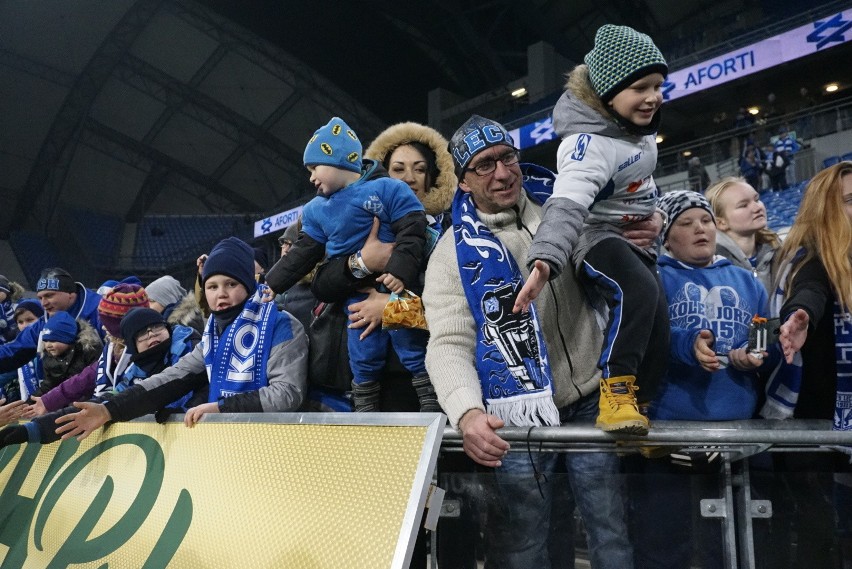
left=424, top=115, right=660, bottom=568
left=0, top=268, right=102, bottom=376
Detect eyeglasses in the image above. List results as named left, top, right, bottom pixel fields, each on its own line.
left=135, top=323, right=167, bottom=342
left=464, top=149, right=520, bottom=177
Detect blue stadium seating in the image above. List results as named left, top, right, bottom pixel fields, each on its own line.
left=9, top=231, right=61, bottom=288
left=823, top=156, right=842, bottom=169
left=133, top=215, right=254, bottom=270
left=761, top=182, right=805, bottom=231
left=66, top=209, right=123, bottom=269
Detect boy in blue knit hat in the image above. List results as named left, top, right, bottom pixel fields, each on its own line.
left=515, top=24, right=669, bottom=435
left=265, top=116, right=439, bottom=412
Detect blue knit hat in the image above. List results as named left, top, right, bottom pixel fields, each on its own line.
left=120, top=307, right=168, bottom=354
left=202, top=237, right=256, bottom=294
left=303, top=117, right=362, bottom=173
left=585, top=25, right=668, bottom=102
left=449, top=115, right=515, bottom=178
left=658, top=190, right=715, bottom=241
left=42, top=312, right=78, bottom=344
left=14, top=298, right=44, bottom=320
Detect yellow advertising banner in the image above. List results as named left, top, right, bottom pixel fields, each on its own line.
left=0, top=413, right=445, bottom=568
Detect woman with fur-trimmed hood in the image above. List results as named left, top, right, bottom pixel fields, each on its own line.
left=308, top=122, right=455, bottom=414
left=311, top=121, right=456, bottom=304
left=365, top=121, right=456, bottom=222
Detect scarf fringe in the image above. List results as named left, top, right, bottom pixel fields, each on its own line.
left=486, top=390, right=561, bottom=427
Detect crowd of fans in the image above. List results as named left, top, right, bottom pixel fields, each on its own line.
left=0, top=22, right=851, bottom=569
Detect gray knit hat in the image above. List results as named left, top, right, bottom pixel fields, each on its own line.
left=585, top=25, right=668, bottom=102
left=658, top=190, right=715, bottom=241
left=145, top=275, right=186, bottom=308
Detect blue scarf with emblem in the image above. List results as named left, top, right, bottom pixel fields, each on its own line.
left=452, top=163, right=560, bottom=427
left=204, top=286, right=277, bottom=402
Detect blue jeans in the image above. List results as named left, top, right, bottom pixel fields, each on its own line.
left=345, top=293, right=428, bottom=384
left=485, top=391, right=633, bottom=569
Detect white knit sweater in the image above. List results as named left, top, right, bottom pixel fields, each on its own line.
left=423, top=193, right=603, bottom=427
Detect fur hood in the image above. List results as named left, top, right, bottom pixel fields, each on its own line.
left=166, top=292, right=205, bottom=334
left=365, top=122, right=456, bottom=215
left=75, top=318, right=104, bottom=354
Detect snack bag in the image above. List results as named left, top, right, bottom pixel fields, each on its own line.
left=382, top=290, right=428, bottom=330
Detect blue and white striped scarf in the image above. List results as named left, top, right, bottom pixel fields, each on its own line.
left=204, top=287, right=277, bottom=402
left=452, top=163, right=560, bottom=427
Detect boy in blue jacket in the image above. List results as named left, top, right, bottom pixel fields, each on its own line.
left=264, top=117, right=438, bottom=412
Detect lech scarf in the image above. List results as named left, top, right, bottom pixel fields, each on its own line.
left=452, top=163, right=560, bottom=427
left=204, top=286, right=277, bottom=402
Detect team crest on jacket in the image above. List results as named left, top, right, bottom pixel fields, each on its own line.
left=571, top=134, right=591, bottom=161
left=363, top=195, right=384, bottom=215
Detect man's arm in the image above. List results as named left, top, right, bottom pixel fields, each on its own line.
left=0, top=324, right=39, bottom=373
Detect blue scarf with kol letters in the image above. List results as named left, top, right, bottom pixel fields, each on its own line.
left=452, top=163, right=560, bottom=427
left=204, top=287, right=276, bottom=402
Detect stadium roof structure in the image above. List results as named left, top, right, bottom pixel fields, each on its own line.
left=1, top=0, right=848, bottom=238
left=0, top=0, right=385, bottom=238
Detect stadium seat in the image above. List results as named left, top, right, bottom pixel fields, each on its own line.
left=824, top=156, right=842, bottom=168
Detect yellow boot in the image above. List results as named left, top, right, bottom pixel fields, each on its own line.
left=596, top=376, right=649, bottom=435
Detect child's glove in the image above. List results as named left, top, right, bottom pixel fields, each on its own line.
left=0, top=424, right=28, bottom=448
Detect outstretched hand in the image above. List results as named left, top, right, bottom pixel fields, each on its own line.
left=0, top=398, right=27, bottom=426
left=22, top=396, right=46, bottom=419
left=55, top=401, right=112, bottom=441
left=514, top=261, right=550, bottom=313
left=779, top=309, right=809, bottom=364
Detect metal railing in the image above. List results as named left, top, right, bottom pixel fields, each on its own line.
left=435, top=420, right=852, bottom=569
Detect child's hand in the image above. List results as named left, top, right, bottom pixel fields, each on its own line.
left=0, top=398, right=26, bottom=426
left=184, top=402, right=220, bottom=428
left=514, top=261, right=550, bottom=313
left=376, top=273, right=404, bottom=294
left=21, top=396, right=46, bottom=419
left=693, top=330, right=720, bottom=372
left=54, top=401, right=112, bottom=441
left=196, top=254, right=208, bottom=276
left=728, top=347, right=765, bottom=371
left=260, top=284, right=276, bottom=303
